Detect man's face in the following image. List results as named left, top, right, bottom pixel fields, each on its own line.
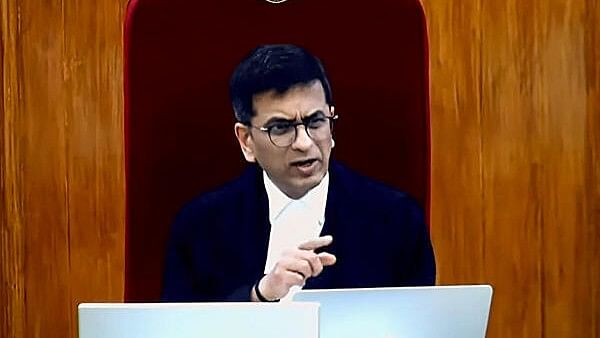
left=235, top=80, right=334, bottom=199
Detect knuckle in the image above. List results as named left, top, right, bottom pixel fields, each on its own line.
left=300, top=260, right=310, bottom=270
left=310, top=255, right=320, bottom=265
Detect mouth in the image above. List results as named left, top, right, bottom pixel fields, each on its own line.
left=290, top=158, right=318, bottom=168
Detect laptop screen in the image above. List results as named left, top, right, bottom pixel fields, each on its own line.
left=79, top=302, right=319, bottom=338
left=292, top=285, right=493, bottom=338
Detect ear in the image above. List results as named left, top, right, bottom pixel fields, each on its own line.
left=234, top=123, right=256, bottom=162
left=330, top=105, right=336, bottom=148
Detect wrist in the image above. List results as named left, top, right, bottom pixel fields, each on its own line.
left=254, top=275, right=280, bottom=302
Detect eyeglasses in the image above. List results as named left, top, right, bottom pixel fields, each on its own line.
left=251, top=113, right=338, bottom=147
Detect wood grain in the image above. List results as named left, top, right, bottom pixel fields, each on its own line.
left=0, top=0, right=127, bottom=337
left=420, top=0, right=486, bottom=285
left=1, top=1, right=26, bottom=337
left=480, top=2, right=546, bottom=336
left=584, top=0, right=600, bottom=336
left=63, top=0, right=127, bottom=336
left=424, top=0, right=599, bottom=337
left=529, top=2, right=596, bottom=337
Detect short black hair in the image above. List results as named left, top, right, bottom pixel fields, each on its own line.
left=229, top=44, right=333, bottom=124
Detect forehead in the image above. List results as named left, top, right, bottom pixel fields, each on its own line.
left=251, top=81, right=327, bottom=122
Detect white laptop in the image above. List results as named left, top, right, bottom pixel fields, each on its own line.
left=292, top=285, right=493, bottom=338
left=78, top=302, right=319, bottom=338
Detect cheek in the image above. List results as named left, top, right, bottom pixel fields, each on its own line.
left=255, top=146, right=287, bottom=168
left=318, top=140, right=333, bottom=157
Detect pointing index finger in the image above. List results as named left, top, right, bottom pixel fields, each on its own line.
left=298, top=235, right=333, bottom=251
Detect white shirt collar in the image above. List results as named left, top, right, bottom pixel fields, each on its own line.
left=263, top=170, right=329, bottom=225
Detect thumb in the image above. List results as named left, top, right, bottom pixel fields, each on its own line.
left=318, top=252, right=337, bottom=266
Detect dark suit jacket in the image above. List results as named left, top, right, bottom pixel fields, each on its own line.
left=161, top=161, right=436, bottom=301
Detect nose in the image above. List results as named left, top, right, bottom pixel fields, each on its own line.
left=291, top=125, right=313, bottom=151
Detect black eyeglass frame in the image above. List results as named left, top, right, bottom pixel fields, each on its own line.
left=248, top=114, right=339, bottom=148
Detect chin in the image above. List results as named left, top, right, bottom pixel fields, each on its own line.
left=293, top=176, right=323, bottom=195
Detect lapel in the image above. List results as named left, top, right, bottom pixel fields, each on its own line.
left=238, top=164, right=271, bottom=278
left=305, top=161, right=346, bottom=289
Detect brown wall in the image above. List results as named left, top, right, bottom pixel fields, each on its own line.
left=0, top=1, right=128, bottom=338
left=1, top=1, right=598, bottom=338
left=423, top=0, right=599, bottom=337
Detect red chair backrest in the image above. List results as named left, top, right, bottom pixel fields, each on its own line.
left=125, top=0, right=430, bottom=301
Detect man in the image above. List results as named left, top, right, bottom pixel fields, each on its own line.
left=161, top=44, right=435, bottom=302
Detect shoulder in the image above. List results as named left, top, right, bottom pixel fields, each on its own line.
left=329, top=162, right=429, bottom=256
left=330, top=161, right=424, bottom=221
left=173, top=165, right=260, bottom=227
left=330, top=163, right=426, bottom=232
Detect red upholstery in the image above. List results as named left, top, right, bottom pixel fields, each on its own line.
left=124, top=0, right=431, bottom=301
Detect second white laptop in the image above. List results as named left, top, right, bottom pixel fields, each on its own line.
left=293, top=285, right=493, bottom=338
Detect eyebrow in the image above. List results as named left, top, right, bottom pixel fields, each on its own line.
left=263, top=116, right=294, bottom=126
left=263, top=110, right=326, bottom=126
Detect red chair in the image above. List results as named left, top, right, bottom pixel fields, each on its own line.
left=124, top=0, right=431, bottom=301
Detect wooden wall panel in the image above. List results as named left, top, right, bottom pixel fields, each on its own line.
left=528, top=2, right=595, bottom=337
left=1, top=1, right=26, bottom=337
left=421, top=1, right=485, bottom=284
left=480, top=2, right=545, bottom=337
left=0, top=0, right=127, bottom=337
left=63, top=0, right=127, bottom=336
left=425, top=0, right=599, bottom=337
left=15, top=1, right=73, bottom=337
left=584, top=1, right=600, bottom=336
